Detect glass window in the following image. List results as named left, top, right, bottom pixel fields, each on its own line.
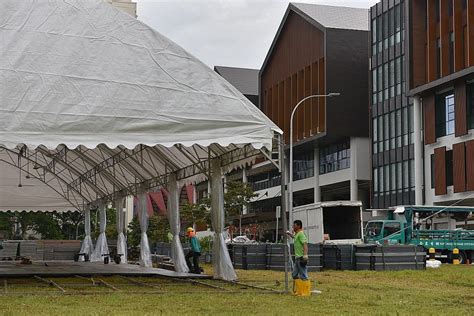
left=410, top=160, right=415, bottom=190
left=409, top=105, right=414, bottom=144
left=395, top=5, right=401, bottom=32
left=373, top=117, right=378, bottom=154
left=390, top=60, right=395, bottom=97
left=397, top=162, right=403, bottom=192
left=390, top=111, right=395, bottom=149
left=396, top=109, right=402, bottom=148
left=374, top=168, right=378, bottom=194
left=385, top=165, right=390, bottom=194
left=372, top=18, right=377, bottom=45
left=402, top=107, right=408, bottom=146
left=390, top=164, right=396, bottom=193
left=372, top=69, right=377, bottom=94
left=248, top=169, right=281, bottom=191
left=319, top=142, right=350, bottom=175
left=378, top=117, right=384, bottom=152
left=293, top=151, right=314, bottom=181
left=435, top=91, right=455, bottom=138
left=468, top=83, right=474, bottom=129
left=403, top=160, right=409, bottom=192
left=384, top=114, right=389, bottom=150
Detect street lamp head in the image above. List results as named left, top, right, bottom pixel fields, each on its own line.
left=327, top=92, right=341, bottom=97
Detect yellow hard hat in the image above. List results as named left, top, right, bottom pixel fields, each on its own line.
left=186, top=227, right=194, bottom=233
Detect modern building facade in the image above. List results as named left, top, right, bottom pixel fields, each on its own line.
left=369, top=0, right=474, bottom=223
left=252, top=3, right=372, bottom=237
left=406, top=0, right=474, bottom=207
left=369, top=0, right=416, bottom=209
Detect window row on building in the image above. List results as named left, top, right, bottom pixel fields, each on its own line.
left=372, top=104, right=414, bottom=154
left=372, top=56, right=405, bottom=104
left=373, top=159, right=414, bottom=197
left=371, top=2, right=404, bottom=56
left=319, top=141, right=350, bottom=175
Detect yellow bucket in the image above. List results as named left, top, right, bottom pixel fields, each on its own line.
left=293, top=279, right=311, bottom=297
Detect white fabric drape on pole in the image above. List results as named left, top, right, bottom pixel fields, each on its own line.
left=79, top=204, right=94, bottom=261
left=138, top=190, right=152, bottom=267
left=116, top=195, right=127, bottom=264
left=168, top=174, right=189, bottom=273
left=91, top=203, right=109, bottom=262
left=211, top=159, right=237, bottom=281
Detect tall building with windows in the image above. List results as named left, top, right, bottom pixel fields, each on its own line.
left=406, top=0, right=474, bottom=206
left=371, top=0, right=474, bottom=211
left=370, top=0, right=416, bottom=209
left=254, top=3, right=371, bottom=235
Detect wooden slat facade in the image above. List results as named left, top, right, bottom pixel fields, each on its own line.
left=434, top=146, right=447, bottom=196
left=453, top=142, right=466, bottom=193
left=466, top=140, right=474, bottom=191
left=410, top=0, right=474, bottom=88
left=423, top=93, right=436, bottom=144
left=261, top=11, right=325, bottom=144
left=454, top=80, right=468, bottom=136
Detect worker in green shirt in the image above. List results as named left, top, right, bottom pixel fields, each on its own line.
left=185, top=227, right=201, bottom=274
left=287, top=220, right=309, bottom=280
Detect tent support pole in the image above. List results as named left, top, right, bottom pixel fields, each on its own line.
left=279, top=135, right=289, bottom=292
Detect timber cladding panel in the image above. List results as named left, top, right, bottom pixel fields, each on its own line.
left=454, top=80, right=468, bottom=136
left=410, top=0, right=474, bottom=89
left=423, top=93, right=436, bottom=144
left=466, top=140, right=474, bottom=191
left=261, top=11, right=325, bottom=143
left=453, top=142, right=466, bottom=193
left=434, top=146, right=447, bottom=196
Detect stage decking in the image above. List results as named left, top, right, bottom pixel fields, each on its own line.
left=0, top=261, right=210, bottom=279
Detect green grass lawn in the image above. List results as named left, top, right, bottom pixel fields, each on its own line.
left=0, top=265, right=472, bottom=315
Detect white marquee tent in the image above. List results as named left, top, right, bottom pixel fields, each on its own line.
left=0, top=0, right=282, bottom=280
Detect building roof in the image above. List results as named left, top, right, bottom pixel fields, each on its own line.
left=214, top=66, right=259, bottom=96
left=291, top=3, right=369, bottom=31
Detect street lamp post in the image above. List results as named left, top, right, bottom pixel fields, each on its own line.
left=288, top=93, right=340, bottom=225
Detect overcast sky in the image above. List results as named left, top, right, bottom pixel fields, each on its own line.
left=136, top=0, right=379, bottom=69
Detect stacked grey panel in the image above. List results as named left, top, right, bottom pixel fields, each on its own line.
left=154, top=242, right=172, bottom=257
left=323, top=244, right=355, bottom=270
left=19, top=241, right=44, bottom=260
left=266, top=243, right=322, bottom=272
left=232, top=244, right=267, bottom=270
left=355, top=245, right=426, bottom=271
left=42, top=241, right=81, bottom=261
left=0, top=241, right=19, bottom=259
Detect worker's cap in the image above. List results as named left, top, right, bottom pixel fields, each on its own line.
left=186, top=227, right=194, bottom=233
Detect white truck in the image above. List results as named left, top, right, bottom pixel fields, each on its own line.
left=293, top=201, right=364, bottom=244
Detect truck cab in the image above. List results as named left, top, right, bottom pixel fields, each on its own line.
left=364, top=220, right=406, bottom=245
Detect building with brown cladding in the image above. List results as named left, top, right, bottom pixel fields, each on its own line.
left=249, top=3, right=371, bottom=235
left=405, top=0, right=474, bottom=208
left=371, top=0, right=474, bottom=228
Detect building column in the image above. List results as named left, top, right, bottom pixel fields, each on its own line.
left=413, top=96, right=423, bottom=205
left=350, top=138, right=358, bottom=201
left=313, top=147, right=321, bottom=202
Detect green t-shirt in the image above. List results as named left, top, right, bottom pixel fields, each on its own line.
left=294, top=231, right=307, bottom=258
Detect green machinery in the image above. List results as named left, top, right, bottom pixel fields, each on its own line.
left=365, top=206, right=474, bottom=263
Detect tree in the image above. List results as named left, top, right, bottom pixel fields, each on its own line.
left=224, top=181, right=257, bottom=218
left=127, top=213, right=170, bottom=247
left=181, top=201, right=211, bottom=229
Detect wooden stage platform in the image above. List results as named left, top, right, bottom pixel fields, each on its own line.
left=0, top=261, right=210, bottom=279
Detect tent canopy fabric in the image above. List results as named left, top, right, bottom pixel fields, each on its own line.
left=0, top=0, right=281, bottom=211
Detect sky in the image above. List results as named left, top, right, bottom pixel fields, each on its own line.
left=136, top=0, right=379, bottom=69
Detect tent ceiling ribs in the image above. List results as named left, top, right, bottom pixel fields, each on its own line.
left=35, top=147, right=106, bottom=197
left=0, top=154, right=86, bottom=210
